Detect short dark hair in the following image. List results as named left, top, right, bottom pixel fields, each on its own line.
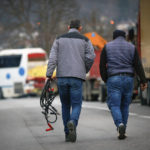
left=113, top=30, right=126, bottom=39
left=69, top=19, right=81, bottom=29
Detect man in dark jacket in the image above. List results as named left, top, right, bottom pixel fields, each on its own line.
left=100, top=30, right=147, bottom=140
left=46, top=19, right=95, bottom=142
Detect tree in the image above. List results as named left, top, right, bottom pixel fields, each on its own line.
left=0, top=0, right=79, bottom=53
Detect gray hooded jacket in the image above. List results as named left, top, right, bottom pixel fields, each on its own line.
left=46, top=29, right=95, bottom=80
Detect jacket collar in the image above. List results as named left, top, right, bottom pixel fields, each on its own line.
left=68, top=28, right=80, bottom=33
left=115, top=36, right=125, bottom=40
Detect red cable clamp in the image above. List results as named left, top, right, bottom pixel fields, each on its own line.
left=45, top=123, right=54, bottom=132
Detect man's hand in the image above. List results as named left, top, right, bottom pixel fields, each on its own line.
left=140, top=83, right=148, bottom=91
left=45, top=77, right=52, bottom=83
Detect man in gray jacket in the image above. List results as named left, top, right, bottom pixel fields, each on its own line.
left=46, top=19, right=95, bottom=142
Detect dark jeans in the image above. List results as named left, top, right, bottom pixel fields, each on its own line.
left=57, top=77, right=83, bottom=134
left=107, top=75, right=134, bottom=128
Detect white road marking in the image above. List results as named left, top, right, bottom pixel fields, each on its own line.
left=0, top=97, right=150, bottom=120
left=81, top=104, right=150, bottom=120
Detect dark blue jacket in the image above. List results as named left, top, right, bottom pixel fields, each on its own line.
left=100, top=36, right=146, bottom=83
left=106, top=36, right=135, bottom=76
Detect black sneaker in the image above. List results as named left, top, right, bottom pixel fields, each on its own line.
left=65, top=134, right=70, bottom=142
left=67, top=120, right=76, bottom=142
left=118, top=123, right=126, bottom=140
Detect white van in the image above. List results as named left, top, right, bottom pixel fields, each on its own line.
left=0, top=48, right=48, bottom=98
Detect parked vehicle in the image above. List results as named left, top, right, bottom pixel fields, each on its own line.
left=0, top=48, right=48, bottom=98
left=83, top=32, right=107, bottom=101
left=137, top=0, right=150, bottom=106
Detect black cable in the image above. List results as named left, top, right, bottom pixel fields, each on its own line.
left=40, top=79, right=59, bottom=130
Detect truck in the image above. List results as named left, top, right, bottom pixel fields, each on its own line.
left=137, top=0, right=150, bottom=106
left=82, top=32, right=107, bottom=101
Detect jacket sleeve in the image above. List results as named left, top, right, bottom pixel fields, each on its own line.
left=133, top=48, right=147, bottom=84
left=99, top=46, right=107, bottom=83
left=85, top=40, right=95, bottom=73
left=46, top=39, right=59, bottom=77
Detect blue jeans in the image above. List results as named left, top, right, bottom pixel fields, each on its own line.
left=107, top=75, right=134, bottom=128
left=57, top=77, right=83, bottom=134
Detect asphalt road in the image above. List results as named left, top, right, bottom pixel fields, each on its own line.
left=0, top=97, right=150, bottom=150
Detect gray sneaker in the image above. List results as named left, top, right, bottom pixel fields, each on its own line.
left=118, top=123, right=126, bottom=140
left=67, top=120, right=76, bottom=142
